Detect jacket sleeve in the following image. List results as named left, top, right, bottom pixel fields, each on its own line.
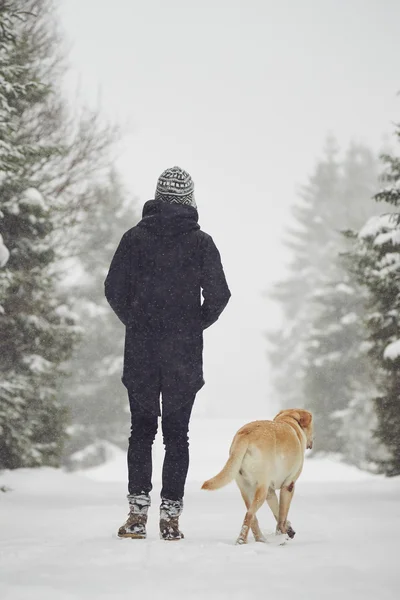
left=201, top=235, right=231, bottom=330
left=104, top=232, right=132, bottom=326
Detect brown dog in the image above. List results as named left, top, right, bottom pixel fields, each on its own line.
left=202, top=409, right=313, bottom=545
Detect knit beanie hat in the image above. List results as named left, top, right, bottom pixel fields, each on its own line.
left=155, top=166, right=196, bottom=208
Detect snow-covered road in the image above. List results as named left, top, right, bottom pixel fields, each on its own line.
left=1, top=419, right=399, bottom=600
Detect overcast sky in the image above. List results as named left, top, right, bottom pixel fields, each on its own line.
left=58, top=0, right=400, bottom=417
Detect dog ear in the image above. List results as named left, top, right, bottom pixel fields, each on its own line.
left=289, top=410, right=312, bottom=428
left=298, top=411, right=312, bottom=428
left=275, top=409, right=312, bottom=428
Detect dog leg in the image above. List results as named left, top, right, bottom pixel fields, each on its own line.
left=238, top=485, right=266, bottom=543
left=267, top=487, right=295, bottom=539
left=266, top=487, right=279, bottom=521
left=236, top=484, right=266, bottom=545
left=277, top=483, right=295, bottom=538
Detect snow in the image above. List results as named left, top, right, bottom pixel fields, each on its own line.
left=359, top=340, right=375, bottom=354
left=378, top=252, right=400, bottom=277
left=379, top=252, right=400, bottom=267
left=374, top=230, right=400, bottom=247
left=19, top=187, right=47, bottom=211
left=335, top=283, right=355, bottom=295
left=340, top=312, right=358, bottom=325
left=359, top=214, right=398, bottom=239
left=24, top=314, right=50, bottom=330
left=69, top=441, right=119, bottom=470
left=1, top=418, right=399, bottom=600
left=83, top=300, right=109, bottom=318
left=22, top=353, right=52, bottom=374
left=313, top=351, right=341, bottom=367
left=54, top=303, right=80, bottom=323
left=0, top=233, right=10, bottom=267
left=383, top=339, right=400, bottom=361
left=7, top=203, right=21, bottom=215
left=105, top=355, right=123, bottom=376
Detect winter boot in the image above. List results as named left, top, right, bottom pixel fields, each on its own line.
left=159, top=497, right=184, bottom=541
left=118, top=493, right=150, bottom=539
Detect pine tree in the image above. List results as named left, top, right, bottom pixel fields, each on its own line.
left=61, top=173, right=140, bottom=467
left=300, top=144, right=380, bottom=454
left=0, top=1, right=116, bottom=469
left=268, top=139, right=391, bottom=462
left=347, top=125, right=400, bottom=475
left=12, top=0, right=116, bottom=249
left=268, top=137, right=342, bottom=409
left=0, top=3, right=76, bottom=468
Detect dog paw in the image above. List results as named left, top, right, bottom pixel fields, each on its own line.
left=235, top=537, right=247, bottom=545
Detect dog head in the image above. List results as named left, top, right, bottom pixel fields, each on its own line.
left=274, top=409, right=314, bottom=449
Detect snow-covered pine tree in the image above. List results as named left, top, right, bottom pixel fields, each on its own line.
left=0, top=3, right=78, bottom=468
left=301, top=145, right=380, bottom=455
left=268, top=137, right=342, bottom=409
left=347, top=125, right=400, bottom=475
left=61, top=173, right=140, bottom=467
left=0, top=1, right=116, bottom=469
left=12, top=0, right=116, bottom=250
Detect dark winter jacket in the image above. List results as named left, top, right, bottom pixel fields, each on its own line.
left=104, top=199, right=231, bottom=414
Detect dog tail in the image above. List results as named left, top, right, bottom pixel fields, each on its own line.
left=201, top=434, right=248, bottom=491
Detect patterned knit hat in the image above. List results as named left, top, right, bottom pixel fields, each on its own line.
left=155, top=166, right=196, bottom=208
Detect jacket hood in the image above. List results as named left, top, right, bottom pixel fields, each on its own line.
left=137, top=199, right=200, bottom=237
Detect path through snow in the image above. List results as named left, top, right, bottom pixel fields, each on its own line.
left=1, top=419, right=399, bottom=600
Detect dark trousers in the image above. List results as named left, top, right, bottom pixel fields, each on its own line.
left=127, top=390, right=195, bottom=501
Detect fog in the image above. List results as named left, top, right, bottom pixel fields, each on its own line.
left=2, top=3, right=400, bottom=596
left=58, top=0, right=400, bottom=416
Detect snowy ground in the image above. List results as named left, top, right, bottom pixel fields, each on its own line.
left=1, top=418, right=400, bottom=600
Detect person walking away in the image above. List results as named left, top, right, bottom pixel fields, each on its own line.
left=104, top=166, right=231, bottom=540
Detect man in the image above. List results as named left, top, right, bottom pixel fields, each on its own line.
left=105, top=166, right=230, bottom=541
